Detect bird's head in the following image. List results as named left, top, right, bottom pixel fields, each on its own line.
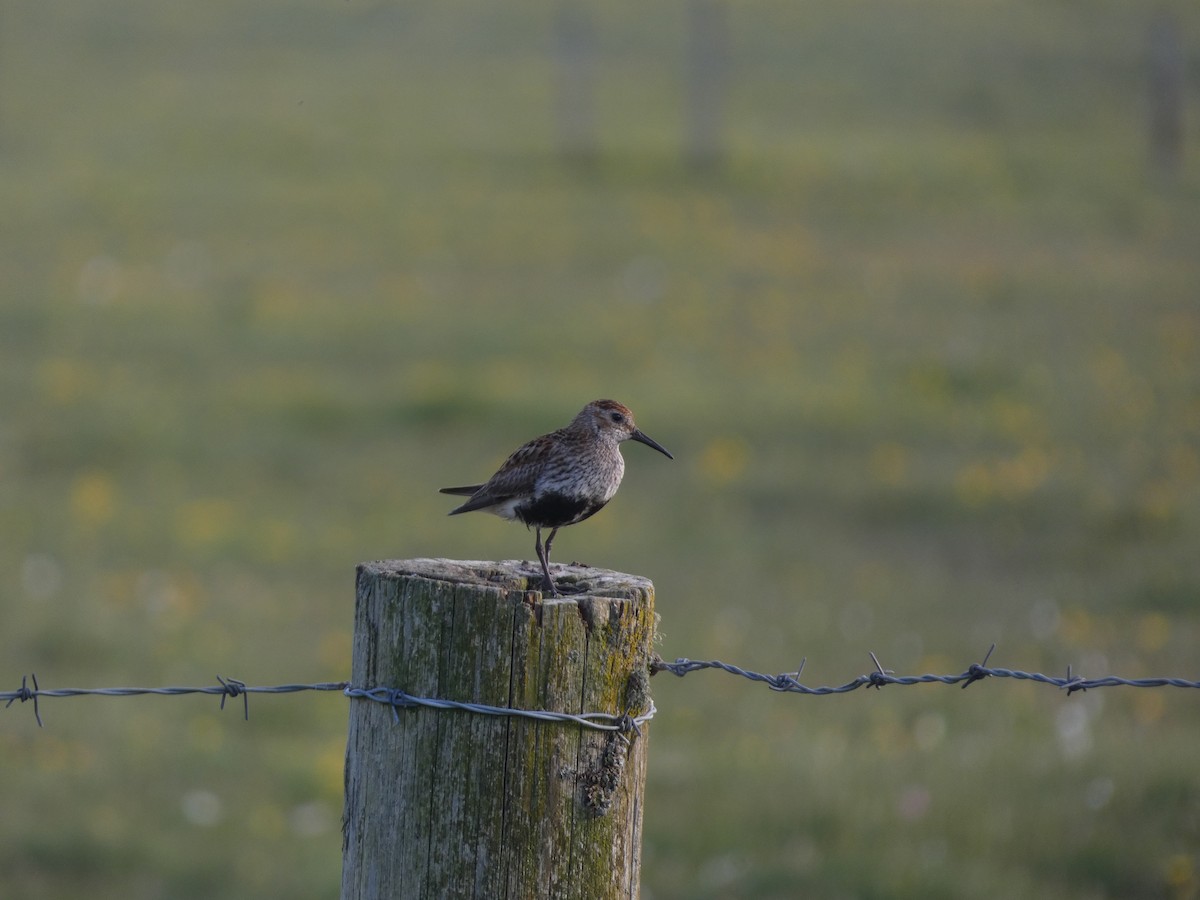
left=578, top=399, right=674, bottom=459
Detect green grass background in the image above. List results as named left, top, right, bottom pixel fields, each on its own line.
left=2, top=2, right=1199, bottom=897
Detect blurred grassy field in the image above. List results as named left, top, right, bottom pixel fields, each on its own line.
left=2, top=2, right=1199, bottom=897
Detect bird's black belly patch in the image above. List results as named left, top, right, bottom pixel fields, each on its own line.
left=517, top=493, right=603, bottom=528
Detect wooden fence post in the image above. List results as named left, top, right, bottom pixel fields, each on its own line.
left=341, top=558, right=657, bottom=900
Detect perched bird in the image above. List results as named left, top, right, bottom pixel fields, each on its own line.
left=441, top=399, right=673, bottom=596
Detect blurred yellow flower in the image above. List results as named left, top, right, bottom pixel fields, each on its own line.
left=1138, top=479, right=1176, bottom=523
left=71, top=470, right=118, bottom=528
left=992, top=398, right=1040, bottom=441
left=318, top=630, right=351, bottom=673
left=316, top=740, right=347, bottom=799
left=33, top=736, right=75, bottom=774
left=697, top=436, right=750, bottom=486
left=869, top=442, right=909, bottom=487
left=1166, top=443, right=1200, bottom=484
left=996, top=446, right=1050, bottom=496
left=252, top=518, right=298, bottom=564
left=248, top=803, right=286, bottom=839
left=175, top=498, right=237, bottom=548
left=954, top=447, right=1049, bottom=506
left=1133, top=690, right=1166, bottom=727
left=1135, top=612, right=1171, bottom=654
left=1058, top=607, right=1093, bottom=646
left=251, top=279, right=302, bottom=326
left=954, top=461, right=993, bottom=507
left=38, top=357, right=88, bottom=405
left=1164, top=853, right=1195, bottom=895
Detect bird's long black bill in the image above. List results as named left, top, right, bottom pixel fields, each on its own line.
left=631, top=429, right=674, bottom=459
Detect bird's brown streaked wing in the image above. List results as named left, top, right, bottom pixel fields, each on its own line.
left=446, top=435, right=559, bottom=514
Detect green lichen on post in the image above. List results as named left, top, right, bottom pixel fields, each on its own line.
left=571, top=582, right=656, bottom=894
left=341, top=559, right=656, bottom=900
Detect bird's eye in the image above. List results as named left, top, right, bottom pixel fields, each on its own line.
left=610, top=411, right=625, bottom=424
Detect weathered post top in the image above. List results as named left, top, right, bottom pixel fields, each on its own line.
left=358, top=557, right=655, bottom=606
left=342, top=558, right=656, bottom=900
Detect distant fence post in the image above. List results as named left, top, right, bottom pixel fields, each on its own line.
left=685, top=0, right=729, bottom=171
left=554, top=1, right=599, bottom=166
left=1147, top=10, right=1184, bottom=178
left=341, top=558, right=656, bottom=900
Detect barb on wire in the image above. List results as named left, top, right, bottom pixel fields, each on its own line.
left=4, top=673, right=42, bottom=727
left=216, top=676, right=249, bottom=720
left=959, top=643, right=997, bottom=689
left=649, top=646, right=1200, bottom=695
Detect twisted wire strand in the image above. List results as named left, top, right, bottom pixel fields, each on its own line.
left=344, top=686, right=654, bottom=735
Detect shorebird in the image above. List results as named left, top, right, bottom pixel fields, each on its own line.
left=441, top=399, right=673, bottom=596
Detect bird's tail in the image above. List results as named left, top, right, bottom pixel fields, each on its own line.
left=440, top=485, right=484, bottom=497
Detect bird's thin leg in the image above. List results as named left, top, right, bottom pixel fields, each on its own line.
left=544, top=528, right=558, bottom=561
left=534, top=527, right=558, bottom=597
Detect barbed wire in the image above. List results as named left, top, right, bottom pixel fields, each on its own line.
left=648, top=644, right=1200, bottom=695
left=0, top=673, right=653, bottom=734
left=1, top=674, right=351, bottom=727
left=4, top=645, right=1198, bottom=730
